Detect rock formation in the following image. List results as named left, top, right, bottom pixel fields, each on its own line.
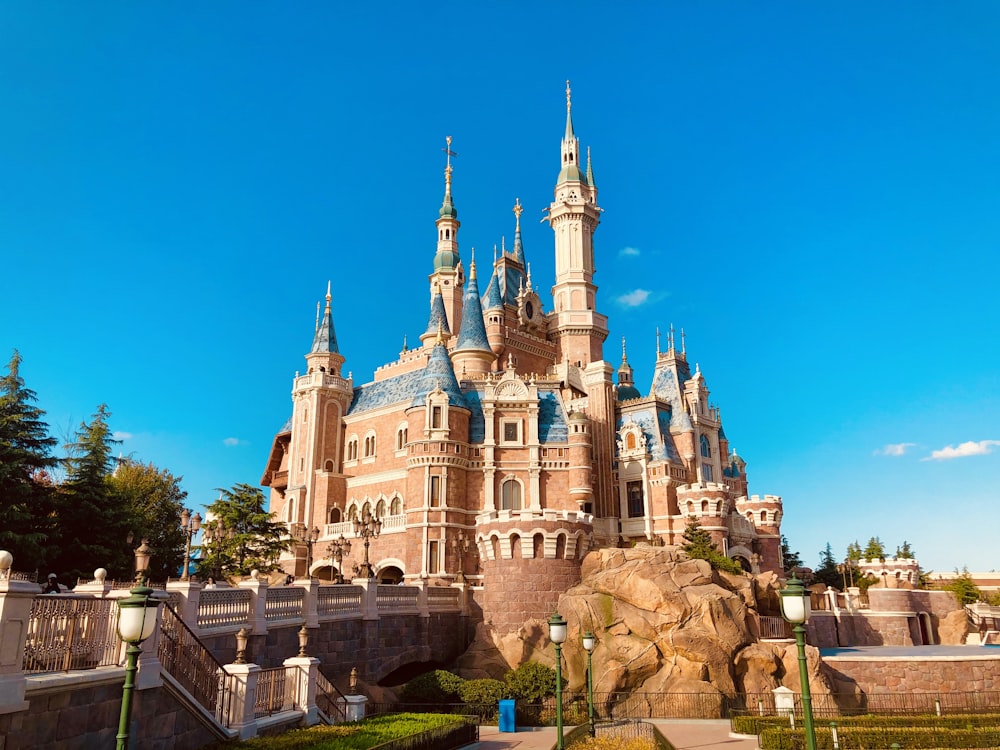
left=456, top=544, right=833, bottom=702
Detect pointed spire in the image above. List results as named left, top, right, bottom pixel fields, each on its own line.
left=512, top=197, right=526, bottom=265
left=565, top=79, right=575, bottom=140
left=622, top=336, right=628, bottom=362
left=439, top=135, right=458, bottom=219
left=315, top=301, right=320, bottom=333
left=483, top=263, right=503, bottom=311
left=656, top=327, right=661, bottom=356
left=424, top=282, right=451, bottom=339
left=558, top=80, right=584, bottom=184
left=310, top=281, right=340, bottom=354
left=411, top=337, right=466, bottom=408
left=453, top=258, right=492, bottom=354
left=586, top=146, right=595, bottom=186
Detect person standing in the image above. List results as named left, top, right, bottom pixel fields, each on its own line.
left=42, top=573, right=61, bottom=594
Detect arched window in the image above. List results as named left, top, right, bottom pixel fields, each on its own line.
left=700, top=435, right=711, bottom=458
left=362, top=501, right=372, bottom=518
left=701, top=499, right=709, bottom=514
left=324, top=459, right=334, bottom=472
left=760, top=510, right=767, bottom=523
left=347, top=504, right=358, bottom=522
left=390, top=496, right=403, bottom=515
left=396, top=426, right=408, bottom=451
left=364, top=433, right=376, bottom=458
left=626, top=433, right=636, bottom=450
left=500, top=478, right=522, bottom=511
left=328, top=507, right=342, bottom=524
left=347, top=437, right=359, bottom=461
left=376, top=499, right=386, bottom=518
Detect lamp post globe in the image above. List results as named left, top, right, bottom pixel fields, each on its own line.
left=779, top=575, right=817, bottom=750
left=582, top=631, right=596, bottom=737
left=116, top=539, right=159, bottom=750
left=548, top=612, right=567, bottom=750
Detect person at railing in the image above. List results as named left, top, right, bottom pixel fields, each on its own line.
left=205, top=577, right=217, bottom=589
left=41, top=573, right=62, bottom=594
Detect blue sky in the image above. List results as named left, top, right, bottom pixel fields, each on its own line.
left=2, top=3, right=998, bottom=573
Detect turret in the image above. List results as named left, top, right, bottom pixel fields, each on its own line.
left=450, top=256, right=495, bottom=376
left=430, top=136, right=464, bottom=332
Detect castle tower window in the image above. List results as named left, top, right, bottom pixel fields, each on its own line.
left=347, top=437, right=359, bottom=461
left=324, top=459, right=334, bottom=472
left=500, top=478, right=522, bottom=511
left=626, top=433, right=636, bottom=450
left=396, top=426, right=408, bottom=451
left=428, top=540, right=440, bottom=574
left=432, top=406, right=443, bottom=429
left=702, top=463, right=714, bottom=482
left=501, top=419, right=522, bottom=445
left=429, top=475, right=441, bottom=507
left=390, top=496, right=402, bottom=515
left=376, top=499, right=386, bottom=518
left=626, top=480, right=644, bottom=518
left=700, top=434, right=711, bottom=458
left=328, top=507, right=341, bottom=524
left=364, top=433, right=377, bottom=458
left=347, top=504, right=358, bottom=522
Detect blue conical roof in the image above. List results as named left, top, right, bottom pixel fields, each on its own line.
left=483, top=265, right=503, bottom=311
left=311, top=287, right=340, bottom=354
left=425, top=288, right=451, bottom=336
left=454, top=265, right=491, bottom=353
left=410, top=341, right=465, bottom=407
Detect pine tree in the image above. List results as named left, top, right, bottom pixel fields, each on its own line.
left=944, top=567, right=981, bottom=605
left=780, top=535, right=802, bottom=576
left=108, top=459, right=188, bottom=582
left=813, top=543, right=842, bottom=588
left=50, top=404, right=131, bottom=583
left=0, top=350, right=58, bottom=571
left=196, top=483, right=289, bottom=579
left=680, top=517, right=744, bottom=575
left=862, top=536, right=886, bottom=561
left=896, top=540, right=914, bottom=559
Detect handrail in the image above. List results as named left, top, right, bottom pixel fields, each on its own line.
left=316, top=670, right=348, bottom=723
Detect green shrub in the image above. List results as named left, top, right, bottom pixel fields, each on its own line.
left=458, top=678, right=507, bottom=705
left=505, top=661, right=556, bottom=701
left=758, top=723, right=1000, bottom=750
left=398, top=669, right=465, bottom=703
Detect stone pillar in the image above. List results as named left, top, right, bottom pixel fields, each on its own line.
left=238, top=575, right=270, bottom=635
left=338, top=693, right=368, bottom=722
left=845, top=587, right=861, bottom=612
left=353, top=578, right=379, bottom=621
left=103, top=586, right=165, bottom=689
left=73, top=567, right=113, bottom=597
left=297, top=577, right=320, bottom=629
left=166, top=579, right=203, bottom=631
left=222, top=662, right=261, bottom=739
left=0, top=555, right=34, bottom=715
left=413, top=579, right=430, bottom=618
left=773, top=685, right=794, bottom=716
left=283, top=655, right=320, bottom=725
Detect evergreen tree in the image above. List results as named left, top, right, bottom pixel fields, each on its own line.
left=780, top=535, right=802, bottom=577
left=896, top=540, right=914, bottom=559
left=107, top=459, right=188, bottom=582
left=813, top=543, right=842, bottom=588
left=50, top=404, right=131, bottom=583
left=944, top=567, right=981, bottom=605
left=681, top=517, right=744, bottom=575
left=862, top=536, right=886, bottom=561
left=196, top=483, right=289, bottom=579
left=0, top=350, right=58, bottom=571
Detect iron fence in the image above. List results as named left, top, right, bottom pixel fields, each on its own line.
left=22, top=595, right=122, bottom=673
left=316, top=670, right=348, bottom=723
left=254, top=665, right=294, bottom=718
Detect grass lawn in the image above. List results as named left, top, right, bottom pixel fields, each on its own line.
left=205, top=713, right=471, bottom=749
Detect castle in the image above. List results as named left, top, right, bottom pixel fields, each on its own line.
left=261, top=85, right=784, bottom=632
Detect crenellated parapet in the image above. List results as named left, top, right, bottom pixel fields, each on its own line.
left=735, top=494, right=783, bottom=529
left=676, top=482, right=732, bottom=519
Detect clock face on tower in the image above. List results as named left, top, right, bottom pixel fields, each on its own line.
left=525, top=300, right=534, bottom=320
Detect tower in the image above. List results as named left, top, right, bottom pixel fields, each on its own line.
left=429, top=136, right=465, bottom=333
left=546, top=81, right=608, bottom=367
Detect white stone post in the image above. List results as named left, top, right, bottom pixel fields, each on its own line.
left=221, top=662, right=261, bottom=739
left=353, top=578, right=379, bottom=621
left=845, top=587, right=861, bottom=612
left=0, top=554, right=34, bottom=715
left=283, top=655, right=320, bottom=725
left=238, top=574, right=270, bottom=635
left=773, top=685, right=795, bottom=717
left=103, top=586, right=165, bottom=689
left=297, top=577, right=320, bottom=629
left=165, top=579, right=203, bottom=632
left=338, top=693, right=369, bottom=722
left=413, top=579, right=430, bottom=618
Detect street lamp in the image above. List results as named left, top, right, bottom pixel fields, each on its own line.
left=116, top=539, right=159, bottom=750
left=582, top=632, right=596, bottom=737
left=352, top=508, right=382, bottom=579
left=292, top=525, right=321, bottom=578
left=327, top=535, right=352, bottom=583
left=548, top=612, right=567, bottom=750
left=179, top=508, right=202, bottom=581
left=451, top=529, right=474, bottom=583
left=779, top=575, right=816, bottom=750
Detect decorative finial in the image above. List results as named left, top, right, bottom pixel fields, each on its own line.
left=566, top=79, right=572, bottom=114
left=326, top=280, right=332, bottom=304
left=493, top=244, right=498, bottom=262
left=513, top=197, right=523, bottom=231
left=436, top=322, right=444, bottom=345
left=622, top=336, right=627, bottom=361
left=315, top=301, right=320, bottom=333
left=501, top=235, right=506, bottom=255
left=655, top=327, right=661, bottom=356
left=669, top=323, right=676, bottom=353
left=469, top=247, right=476, bottom=277
left=681, top=328, right=686, bottom=355
left=526, top=262, right=532, bottom=288
left=402, top=334, right=408, bottom=352
left=442, top=136, right=457, bottom=194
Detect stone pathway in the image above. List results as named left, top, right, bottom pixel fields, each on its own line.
left=467, top=720, right=757, bottom=749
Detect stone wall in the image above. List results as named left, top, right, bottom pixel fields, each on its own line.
left=4, top=671, right=218, bottom=750
left=825, top=653, right=1000, bottom=694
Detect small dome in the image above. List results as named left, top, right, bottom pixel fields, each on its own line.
left=557, top=164, right=588, bottom=184
left=439, top=202, right=458, bottom=219
left=617, top=384, right=642, bottom=401
left=433, top=249, right=460, bottom=270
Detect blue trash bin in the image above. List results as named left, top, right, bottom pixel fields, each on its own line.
left=498, top=699, right=516, bottom=733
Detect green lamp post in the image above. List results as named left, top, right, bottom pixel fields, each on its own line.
left=582, top=632, right=596, bottom=737
left=115, top=540, right=159, bottom=750
left=548, top=612, right=567, bottom=750
left=779, top=574, right=817, bottom=750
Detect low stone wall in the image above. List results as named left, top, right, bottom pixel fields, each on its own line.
left=825, top=652, right=1000, bottom=694
left=4, top=669, right=219, bottom=750
left=809, top=612, right=924, bottom=648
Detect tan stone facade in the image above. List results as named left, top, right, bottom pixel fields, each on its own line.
left=261, top=88, right=785, bottom=634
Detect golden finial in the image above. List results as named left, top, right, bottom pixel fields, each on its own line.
left=435, top=322, right=444, bottom=345
left=513, top=197, right=523, bottom=231
left=470, top=246, right=476, bottom=277
left=566, top=79, right=572, bottom=114
left=326, top=280, right=332, bottom=306
left=681, top=328, right=687, bottom=355
left=622, top=336, right=627, bottom=361
left=443, top=135, right=457, bottom=190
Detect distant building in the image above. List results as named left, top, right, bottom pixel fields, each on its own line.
left=261, top=85, right=785, bottom=632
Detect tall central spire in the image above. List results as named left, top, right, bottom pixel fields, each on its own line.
left=559, top=80, right=583, bottom=183
left=430, top=135, right=465, bottom=334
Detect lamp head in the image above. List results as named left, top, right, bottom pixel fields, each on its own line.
left=582, top=632, right=596, bottom=652
left=779, top=574, right=810, bottom=624
left=548, top=612, right=567, bottom=644
left=134, top=539, right=152, bottom=584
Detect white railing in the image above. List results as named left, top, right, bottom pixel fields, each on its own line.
left=197, top=588, right=252, bottom=629
left=427, top=586, right=460, bottom=611
left=323, top=513, right=406, bottom=540
left=376, top=584, right=419, bottom=612
left=266, top=586, right=304, bottom=622
left=23, top=596, right=122, bottom=673
left=317, top=585, right=364, bottom=618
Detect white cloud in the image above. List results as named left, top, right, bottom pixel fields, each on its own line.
left=619, top=246, right=640, bottom=257
left=617, top=289, right=651, bottom=307
left=223, top=437, right=243, bottom=447
left=874, top=443, right=915, bottom=457
left=113, top=431, right=133, bottom=441
left=922, top=440, right=1000, bottom=461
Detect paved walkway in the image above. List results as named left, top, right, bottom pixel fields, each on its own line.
left=467, top=720, right=757, bottom=749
